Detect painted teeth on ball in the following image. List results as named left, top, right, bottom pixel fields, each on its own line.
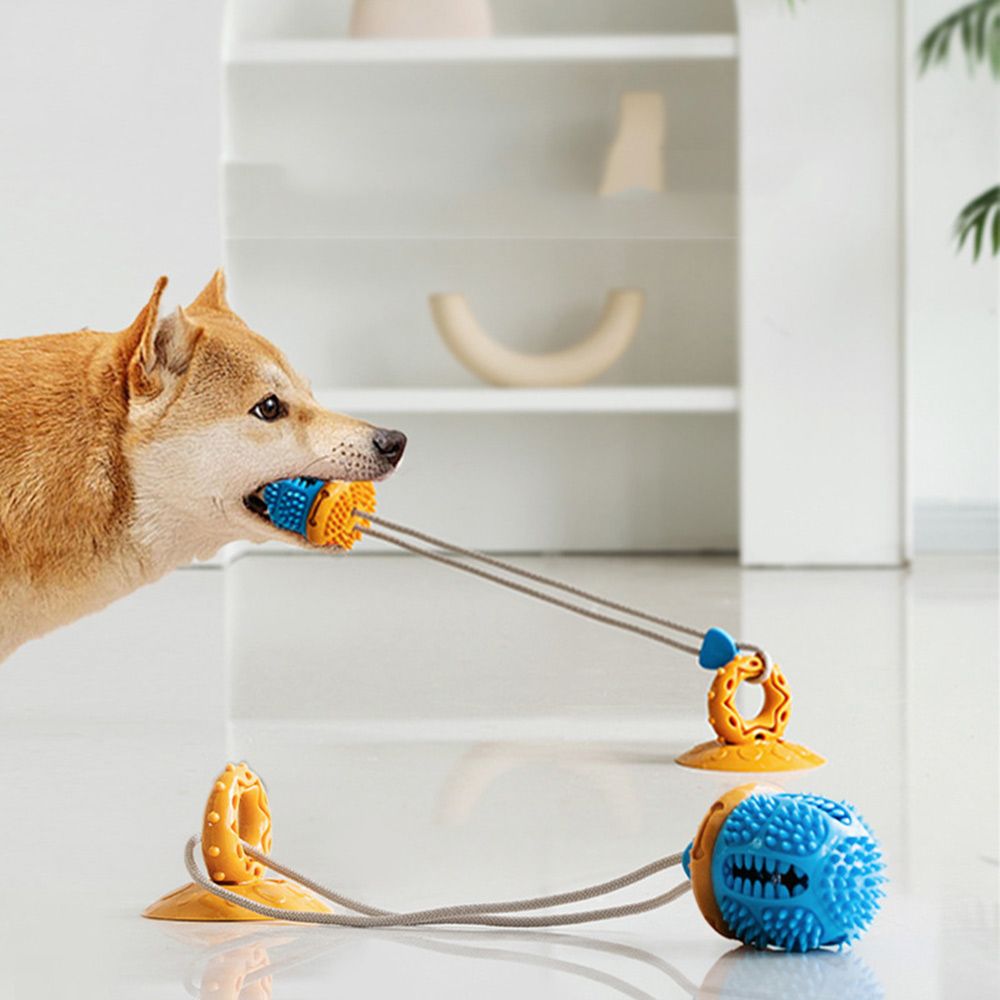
left=722, top=852, right=809, bottom=899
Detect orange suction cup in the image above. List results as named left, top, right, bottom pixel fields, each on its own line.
left=144, top=762, right=329, bottom=921
left=677, top=655, right=824, bottom=772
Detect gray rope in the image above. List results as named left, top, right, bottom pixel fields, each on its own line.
left=366, top=514, right=705, bottom=640
left=241, top=842, right=683, bottom=918
left=357, top=512, right=772, bottom=680
left=183, top=836, right=690, bottom=928
left=361, top=525, right=700, bottom=656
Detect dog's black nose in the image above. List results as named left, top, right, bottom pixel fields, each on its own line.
left=372, top=428, right=407, bottom=466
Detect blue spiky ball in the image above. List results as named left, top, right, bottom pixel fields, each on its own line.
left=684, top=790, right=885, bottom=952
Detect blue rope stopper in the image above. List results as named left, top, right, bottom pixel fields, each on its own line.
left=684, top=785, right=885, bottom=951
left=698, top=626, right=740, bottom=670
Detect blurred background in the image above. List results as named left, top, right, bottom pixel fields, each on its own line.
left=0, top=3, right=997, bottom=998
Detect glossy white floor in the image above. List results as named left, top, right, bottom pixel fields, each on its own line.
left=0, top=553, right=996, bottom=999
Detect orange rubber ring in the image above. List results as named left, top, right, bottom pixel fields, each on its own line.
left=707, top=655, right=792, bottom=744
left=201, top=762, right=272, bottom=884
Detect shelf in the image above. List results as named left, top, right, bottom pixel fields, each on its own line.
left=224, top=164, right=736, bottom=241
left=222, top=2, right=743, bottom=553
left=227, top=239, right=738, bottom=389
left=226, top=34, right=738, bottom=66
left=314, top=386, right=739, bottom=415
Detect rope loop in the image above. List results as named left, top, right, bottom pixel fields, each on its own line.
left=738, top=647, right=773, bottom=684
left=183, top=836, right=690, bottom=929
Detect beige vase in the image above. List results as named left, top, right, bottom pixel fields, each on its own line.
left=349, top=0, right=493, bottom=39
left=600, top=92, right=667, bottom=197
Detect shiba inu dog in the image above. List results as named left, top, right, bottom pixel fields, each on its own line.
left=0, top=271, right=406, bottom=662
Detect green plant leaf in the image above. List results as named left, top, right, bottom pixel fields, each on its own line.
left=975, top=3, right=988, bottom=60
left=954, top=184, right=1000, bottom=260
left=918, top=0, right=1000, bottom=77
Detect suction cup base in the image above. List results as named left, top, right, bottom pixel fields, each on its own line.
left=676, top=738, right=824, bottom=772
left=143, top=879, right=330, bottom=922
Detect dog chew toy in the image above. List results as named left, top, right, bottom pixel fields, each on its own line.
left=684, top=785, right=885, bottom=952
left=676, top=639, right=825, bottom=772
left=143, top=763, right=329, bottom=921
left=150, top=766, right=884, bottom=952
left=262, top=477, right=375, bottom=550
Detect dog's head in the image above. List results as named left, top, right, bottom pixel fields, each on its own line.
left=121, top=273, right=405, bottom=553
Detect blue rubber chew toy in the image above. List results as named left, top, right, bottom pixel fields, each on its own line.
left=683, top=784, right=885, bottom=951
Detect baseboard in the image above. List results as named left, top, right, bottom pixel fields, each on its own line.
left=914, top=501, right=999, bottom=554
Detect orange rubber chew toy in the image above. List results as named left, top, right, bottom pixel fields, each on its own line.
left=143, top=762, right=329, bottom=921
left=307, top=480, right=376, bottom=548
left=261, top=478, right=376, bottom=550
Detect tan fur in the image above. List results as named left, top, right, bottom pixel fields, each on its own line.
left=0, top=272, right=402, bottom=662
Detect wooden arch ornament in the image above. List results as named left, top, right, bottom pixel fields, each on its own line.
left=430, top=289, right=644, bottom=387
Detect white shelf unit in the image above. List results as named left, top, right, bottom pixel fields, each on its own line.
left=224, top=0, right=908, bottom=566
left=223, top=0, right=741, bottom=552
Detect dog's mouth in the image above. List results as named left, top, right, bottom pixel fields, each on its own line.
left=241, top=479, right=304, bottom=534
left=242, top=489, right=271, bottom=522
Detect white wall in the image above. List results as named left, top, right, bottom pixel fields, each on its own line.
left=908, top=0, right=999, bottom=551
left=0, top=1, right=224, bottom=338
left=738, top=0, right=904, bottom=565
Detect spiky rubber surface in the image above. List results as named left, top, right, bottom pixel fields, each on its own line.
left=306, top=480, right=376, bottom=550
left=262, top=477, right=325, bottom=537
left=711, top=791, right=885, bottom=951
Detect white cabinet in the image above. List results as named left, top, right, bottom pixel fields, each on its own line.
left=222, top=0, right=903, bottom=564
left=736, top=0, right=904, bottom=566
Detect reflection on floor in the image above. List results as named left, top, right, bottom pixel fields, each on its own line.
left=164, top=921, right=885, bottom=1000
left=0, top=554, right=995, bottom=999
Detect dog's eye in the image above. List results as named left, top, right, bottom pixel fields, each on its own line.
left=250, top=395, right=285, bottom=422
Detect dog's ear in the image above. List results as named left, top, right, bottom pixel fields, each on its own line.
left=189, top=269, right=231, bottom=314
left=124, top=274, right=167, bottom=360
left=153, top=307, right=202, bottom=374
left=127, top=290, right=202, bottom=400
